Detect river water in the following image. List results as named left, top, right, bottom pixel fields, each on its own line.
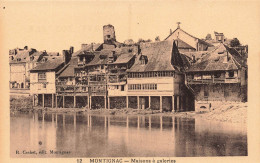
left=10, top=111, right=247, bottom=157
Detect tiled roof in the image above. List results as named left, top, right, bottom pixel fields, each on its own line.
left=128, top=40, right=186, bottom=72
left=86, top=52, right=108, bottom=66
left=30, top=57, right=64, bottom=72
left=175, top=38, right=195, bottom=50
left=111, top=53, right=135, bottom=64
left=73, top=43, right=102, bottom=56
left=59, top=65, right=75, bottom=77
left=165, top=28, right=213, bottom=47
left=187, top=44, right=243, bottom=72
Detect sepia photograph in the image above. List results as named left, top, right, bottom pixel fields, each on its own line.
left=1, top=0, right=260, bottom=162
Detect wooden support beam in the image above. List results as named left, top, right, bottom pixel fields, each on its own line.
left=149, top=96, right=151, bottom=109
left=52, top=94, right=54, bottom=108
left=108, top=96, right=110, bottom=109
left=89, top=96, right=92, bottom=109
left=55, top=95, right=58, bottom=108
left=160, top=96, right=163, bottom=112
left=104, top=96, right=107, bottom=109
left=32, top=94, right=35, bottom=107
left=126, top=96, right=129, bottom=109
left=42, top=94, right=45, bottom=108
left=74, top=96, right=76, bottom=108
left=176, top=96, right=180, bottom=111
left=63, top=96, right=65, bottom=108
left=172, top=95, right=175, bottom=112
left=137, top=96, right=140, bottom=110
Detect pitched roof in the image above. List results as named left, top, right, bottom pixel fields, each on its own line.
left=127, top=40, right=176, bottom=72
left=187, top=44, right=244, bottom=72
left=30, top=57, right=64, bottom=72
left=73, top=43, right=102, bottom=56
left=59, top=65, right=75, bottom=77
left=175, top=38, right=196, bottom=50
left=111, top=53, right=134, bottom=64
left=165, top=28, right=213, bottom=47
left=86, top=52, right=108, bottom=66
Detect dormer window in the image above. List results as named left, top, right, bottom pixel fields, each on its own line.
left=140, top=55, right=148, bottom=65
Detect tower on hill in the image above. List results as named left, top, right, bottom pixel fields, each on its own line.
left=103, top=24, right=116, bottom=44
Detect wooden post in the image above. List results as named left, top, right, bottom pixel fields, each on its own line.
left=137, top=96, right=140, bottom=110
left=149, top=96, right=151, bottom=109
left=176, top=96, right=179, bottom=111
left=126, top=96, right=129, bottom=109
left=172, top=95, right=175, bottom=112
left=32, top=94, right=35, bottom=107
left=63, top=96, right=65, bottom=108
left=74, top=96, right=76, bottom=108
left=42, top=94, right=45, bottom=108
left=160, top=96, right=163, bottom=112
left=108, top=97, right=110, bottom=109
left=104, top=96, right=107, bottom=109
left=52, top=94, right=54, bottom=108
left=89, top=96, right=92, bottom=109
left=55, top=95, right=58, bottom=108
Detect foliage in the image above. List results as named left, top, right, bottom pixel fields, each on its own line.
left=230, top=38, right=241, bottom=47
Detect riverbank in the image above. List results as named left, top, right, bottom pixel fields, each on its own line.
left=10, top=96, right=247, bottom=124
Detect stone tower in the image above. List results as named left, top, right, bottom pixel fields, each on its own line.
left=103, top=24, right=116, bottom=44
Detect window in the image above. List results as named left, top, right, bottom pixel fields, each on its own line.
left=228, top=71, right=234, bottom=78
left=128, top=84, right=157, bottom=91
left=121, top=85, right=124, bottom=91
left=38, top=72, right=46, bottom=81
left=43, top=83, right=47, bottom=88
left=214, top=72, right=221, bottom=78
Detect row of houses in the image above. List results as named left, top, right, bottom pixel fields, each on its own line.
left=10, top=24, right=248, bottom=112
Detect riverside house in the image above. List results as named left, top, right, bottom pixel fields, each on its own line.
left=127, top=40, right=194, bottom=112
left=185, top=43, right=248, bottom=102
left=9, top=46, right=60, bottom=96
left=30, top=48, right=73, bottom=107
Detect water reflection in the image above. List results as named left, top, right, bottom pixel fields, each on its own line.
left=10, top=112, right=247, bottom=157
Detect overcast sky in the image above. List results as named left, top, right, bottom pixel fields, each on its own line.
left=1, top=1, right=260, bottom=53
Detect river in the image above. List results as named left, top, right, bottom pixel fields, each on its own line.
left=10, top=111, right=247, bottom=157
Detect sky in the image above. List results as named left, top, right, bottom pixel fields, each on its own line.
left=1, top=0, right=260, bottom=53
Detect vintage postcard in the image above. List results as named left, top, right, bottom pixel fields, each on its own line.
left=1, top=0, right=260, bottom=163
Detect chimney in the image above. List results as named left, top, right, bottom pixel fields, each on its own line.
left=70, top=46, right=74, bottom=54
left=24, top=46, right=28, bottom=50
left=63, top=50, right=71, bottom=64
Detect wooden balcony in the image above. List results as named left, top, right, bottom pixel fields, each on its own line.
left=187, top=77, right=240, bottom=84
left=89, top=81, right=106, bottom=85
left=56, top=85, right=88, bottom=93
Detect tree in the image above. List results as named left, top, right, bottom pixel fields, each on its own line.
left=205, top=34, right=212, bottom=40
left=230, top=38, right=241, bottom=47
left=137, top=38, right=152, bottom=44
left=155, top=36, right=160, bottom=41
left=124, top=39, right=135, bottom=45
